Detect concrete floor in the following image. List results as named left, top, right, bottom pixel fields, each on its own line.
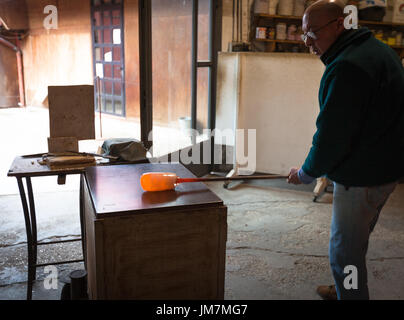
left=1, top=177, right=404, bottom=300
left=1, top=107, right=404, bottom=300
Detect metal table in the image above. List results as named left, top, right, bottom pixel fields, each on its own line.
left=7, top=156, right=89, bottom=300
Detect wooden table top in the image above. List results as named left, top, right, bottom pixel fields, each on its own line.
left=7, top=155, right=148, bottom=178
left=84, top=163, right=224, bottom=217
left=7, top=156, right=87, bottom=178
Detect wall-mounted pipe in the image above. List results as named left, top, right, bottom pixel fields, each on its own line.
left=0, top=35, right=26, bottom=107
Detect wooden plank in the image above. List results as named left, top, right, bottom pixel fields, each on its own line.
left=99, top=206, right=227, bottom=299
left=48, top=85, right=95, bottom=140
left=47, top=137, right=79, bottom=153
left=216, top=206, right=228, bottom=299
left=83, top=178, right=106, bottom=299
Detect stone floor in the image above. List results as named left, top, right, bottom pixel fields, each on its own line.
left=1, top=177, right=404, bottom=300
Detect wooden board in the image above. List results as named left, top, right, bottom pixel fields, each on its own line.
left=48, top=85, right=95, bottom=140
left=47, top=137, right=79, bottom=153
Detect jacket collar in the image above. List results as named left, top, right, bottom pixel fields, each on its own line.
left=320, top=27, right=372, bottom=65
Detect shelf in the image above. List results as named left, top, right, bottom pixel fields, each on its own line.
left=254, top=14, right=302, bottom=20
left=255, top=38, right=304, bottom=45
left=254, top=14, right=404, bottom=27
left=359, top=19, right=404, bottom=27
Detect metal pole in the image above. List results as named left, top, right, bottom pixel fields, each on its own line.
left=191, top=0, right=199, bottom=145
left=97, top=77, right=103, bottom=138
left=138, top=0, right=153, bottom=150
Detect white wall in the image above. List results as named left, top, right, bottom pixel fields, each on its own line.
left=216, top=52, right=325, bottom=175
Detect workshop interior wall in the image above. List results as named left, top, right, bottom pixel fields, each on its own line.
left=0, top=44, right=19, bottom=108
left=21, top=0, right=93, bottom=108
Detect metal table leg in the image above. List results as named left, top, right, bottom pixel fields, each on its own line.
left=26, top=177, right=38, bottom=280
left=79, top=173, right=87, bottom=269
left=16, top=177, right=35, bottom=300
left=16, top=173, right=86, bottom=300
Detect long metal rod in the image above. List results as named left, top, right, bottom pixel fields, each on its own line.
left=177, top=174, right=288, bottom=183
left=191, top=0, right=199, bottom=145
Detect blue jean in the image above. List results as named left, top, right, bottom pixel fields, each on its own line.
left=329, top=181, right=397, bottom=300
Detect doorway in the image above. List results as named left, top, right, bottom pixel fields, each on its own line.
left=138, top=0, right=221, bottom=160
left=91, top=0, right=126, bottom=117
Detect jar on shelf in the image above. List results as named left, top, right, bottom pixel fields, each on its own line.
left=267, top=27, right=276, bottom=39
left=388, top=31, right=397, bottom=46
left=295, top=26, right=303, bottom=41
left=256, top=27, right=267, bottom=39
left=278, top=0, right=294, bottom=16
left=293, top=0, right=305, bottom=16
left=396, top=32, right=402, bottom=47
left=287, top=24, right=297, bottom=40
left=375, top=30, right=383, bottom=41
left=268, top=0, right=279, bottom=15
left=276, top=22, right=287, bottom=40
left=254, top=0, right=269, bottom=14
left=305, top=0, right=316, bottom=8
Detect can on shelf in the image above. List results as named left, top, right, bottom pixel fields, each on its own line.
left=256, top=27, right=267, bottom=39
left=267, top=27, right=276, bottom=40
left=287, top=24, right=297, bottom=41
left=276, top=23, right=287, bottom=40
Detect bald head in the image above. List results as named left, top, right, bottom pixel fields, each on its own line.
left=305, top=0, right=345, bottom=21
left=302, top=0, right=347, bottom=57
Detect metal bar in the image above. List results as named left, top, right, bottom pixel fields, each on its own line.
left=80, top=174, right=87, bottom=270
left=209, top=0, right=222, bottom=168
left=16, top=178, right=33, bottom=300
left=191, top=0, right=199, bottom=145
left=240, top=0, right=243, bottom=42
left=36, top=238, right=82, bottom=246
left=138, top=0, right=153, bottom=150
left=196, top=61, right=212, bottom=68
left=25, top=177, right=37, bottom=281
left=35, top=259, right=84, bottom=268
left=232, top=0, right=235, bottom=42
left=97, top=77, right=103, bottom=137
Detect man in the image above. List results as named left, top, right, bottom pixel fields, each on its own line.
left=287, top=0, right=404, bottom=300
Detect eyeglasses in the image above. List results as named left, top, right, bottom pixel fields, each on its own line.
left=300, top=18, right=338, bottom=42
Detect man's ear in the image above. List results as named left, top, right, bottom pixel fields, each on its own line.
left=336, top=16, right=346, bottom=33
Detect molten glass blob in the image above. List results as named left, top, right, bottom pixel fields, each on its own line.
left=140, top=172, right=178, bottom=192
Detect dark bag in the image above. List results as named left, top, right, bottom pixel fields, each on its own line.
left=101, top=138, right=148, bottom=162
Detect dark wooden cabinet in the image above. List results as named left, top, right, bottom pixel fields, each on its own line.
left=83, top=163, right=227, bottom=299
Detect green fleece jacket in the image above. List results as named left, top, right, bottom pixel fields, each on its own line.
left=302, top=27, right=404, bottom=187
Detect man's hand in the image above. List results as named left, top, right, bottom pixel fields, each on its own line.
left=287, top=167, right=302, bottom=185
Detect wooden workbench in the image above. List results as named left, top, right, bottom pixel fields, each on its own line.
left=83, top=163, right=227, bottom=299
